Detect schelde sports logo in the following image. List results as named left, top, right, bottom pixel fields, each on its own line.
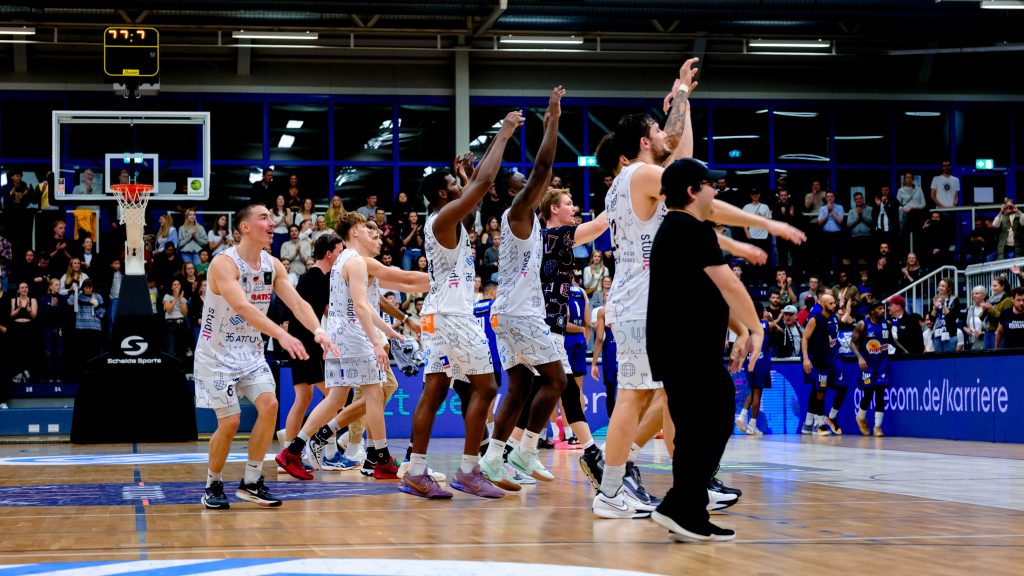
left=120, top=336, right=148, bottom=357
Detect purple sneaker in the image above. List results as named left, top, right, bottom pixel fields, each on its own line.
left=399, top=472, right=453, bottom=499
left=451, top=467, right=505, bottom=499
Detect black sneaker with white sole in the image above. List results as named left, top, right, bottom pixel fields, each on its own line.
left=651, top=510, right=712, bottom=542
left=360, top=449, right=378, bottom=477
left=624, top=461, right=661, bottom=507
left=666, top=520, right=736, bottom=543
left=578, top=446, right=604, bottom=490
left=708, top=475, right=742, bottom=498
left=201, top=480, right=230, bottom=510
left=235, top=476, right=282, bottom=507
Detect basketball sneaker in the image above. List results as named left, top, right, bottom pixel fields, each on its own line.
left=873, top=426, right=884, bottom=437
left=651, top=510, right=713, bottom=542
left=708, top=476, right=742, bottom=498
left=592, top=487, right=653, bottom=519
left=451, top=467, right=505, bottom=499
left=201, top=480, right=230, bottom=510
left=274, top=449, right=313, bottom=481
left=506, top=462, right=535, bottom=485
left=236, top=476, right=282, bottom=507
left=276, top=429, right=289, bottom=451
left=707, top=488, right=739, bottom=511
left=373, top=457, right=400, bottom=480
left=800, top=423, right=814, bottom=434
left=856, top=417, right=871, bottom=436
left=816, top=424, right=833, bottom=436
left=307, top=436, right=327, bottom=470
left=579, top=447, right=604, bottom=490
left=744, top=421, right=763, bottom=436
left=479, top=456, right=522, bottom=491
left=508, top=447, right=555, bottom=481
left=538, top=437, right=556, bottom=450
left=624, top=461, right=660, bottom=507
left=360, top=455, right=377, bottom=477
left=400, top=472, right=453, bottom=499
left=322, top=452, right=360, bottom=471
left=397, top=460, right=447, bottom=482
left=735, top=414, right=747, bottom=432
left=823, top=416, right=842, bottom=435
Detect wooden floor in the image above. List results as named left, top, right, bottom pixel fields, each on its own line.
left=1, top=435, right=1023, bottom=575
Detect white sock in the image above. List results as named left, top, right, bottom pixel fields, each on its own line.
left=485, top=420, right=495, bottom=437
left=522, top=430, right=540, bottom=453
left=582, top=439, right=595, bottom=450
left=875, top=412, right=885, bottom=427
left=338, top=430, right=350, bottom=450
left=346, top=441, right=363, bottom=458
left=297, top=431, right=311, bottom=443
left=460, top=454, right=479, bottom=474
left=327, top=419, right=342, bottom=433
left=375, top=438, right=388, bottom=450
left=739, top=408, right=748, bottom=421
left=829, top=408, right=839, bottom=420
left=564, top=426, right=576, bottom=440
left=507, top=437, right=520, bottom=449
left=206, top=469, right=223, bottom=488
left=484, top=438, right=506, bottom=463
left=857, top=408, right=867, bottom=420
left=600, top=464, right=626, bottom=498
left=408, top=453, right=428, bottom=477
left=243, top=459, right=263, bottom=485
left=804, top=413, right=814, bottom=426
left=628, top=443, right=642, bottom=463
left=368, top=438, right=377, bottom=449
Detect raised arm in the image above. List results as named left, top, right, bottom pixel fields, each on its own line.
left=663, top=57, right=700, bottom=164
left=573, top=212, right=609, bottom=247
left=433, top=111, right=523, bottom=244
left=509, top=86, right=564, bottom=239
left=711, top=200, right=806, bottom=244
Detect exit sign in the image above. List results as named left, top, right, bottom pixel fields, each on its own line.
left=976, top=158, right=994, bottom=170
left=577, top=155, right=597, bottom=167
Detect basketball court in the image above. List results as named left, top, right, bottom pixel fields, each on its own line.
left=1, top=435, right=1021, bottom=575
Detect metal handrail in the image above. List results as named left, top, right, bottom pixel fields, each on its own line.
left=885, top=265, right=964, bottom=316
left=964, top=256, right=1024, bottom=293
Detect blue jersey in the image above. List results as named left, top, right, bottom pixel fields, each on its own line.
left=862, top=318, right=890, bottom=375
left=474, top=298, right=501, bottom=367
left=808, top=310, right=839, bottom=367
left=565, top=286, right=587, bottom=347
left=747, top=319, right=773, bottom=375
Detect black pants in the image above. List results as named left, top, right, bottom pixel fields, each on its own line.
left=657, top=364, right=735, bottom=524
left=516, top=370, right=587, bottom=430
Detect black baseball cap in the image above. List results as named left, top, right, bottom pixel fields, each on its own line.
left=661, top=158, right=727, bottom=202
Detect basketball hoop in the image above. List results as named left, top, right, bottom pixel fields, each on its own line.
left=111, top=183, right=153, bottom=277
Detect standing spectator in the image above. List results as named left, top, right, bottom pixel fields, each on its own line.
left=479, top=182, right=508, bottom=229
left=966, top=218, right=995, bottom=264
left=874, top=242, right=900, bottom=299
left=479, top=215, right=501, bottom=249
left=928, top=277, right=960, bottom=354
left=188, top=278, right=208, bottom=346
left=59, top=257, right=89, bottom=297
left=392, top=191, right=413, bottom=230
left=765, top=288, right=785, bottom=323
left=270, top=194, right=292, bottom=257
left=355, top=193, right=379, bottom=218
left=919, top=211, right=954, bottom=269
left=28, top=253, right=53, bottom=298
left=38, top=278, right=67, bottom=382
left=582, top=250, right=607, bottom=298
left=279, top=225, right=311, bottom=277
left=773, top=269, right=797, bottom=305
left=0, top=231, right=11, bottom=295
left=993, top=198, right=1022, bottom=260
left=897, top=172, right=927, bottom=231
left=207, top=214, right=231, bottom=256
left=899, top=252, right=927, bottom=287
left=46, top=220, right=73, bottom=279
left=195, top=250, right=211, bottom=276
left=107, top=259, right=123, bottom=337
left=284, top=174, right=304, bottom=211
left=399, top=210, right=425, bottom=270
left=817, top=191, right=846, bottom=268
left=181, top=262, right=201, bottom=299
left=984, top=273, right=1015, bottom=349
left=963, top=286, right=989, bottom=351
left=177, top=208, right=208, bottom=266
left=774, top=305, right=803, bottom=359
left=154, top=213, right=178, bottom=252
left=714, top=177, right=744, bottom=209
left=324, top=195, right=346, bottom=231
left=79, top=236, right=99, bottom=276
left=162, top=278, right=189, bottom=359
left=481, top=233, right=501, bottom=282
left=592, top=273, right=612, bottom=309
left=873, top=185, right=900, bottom=258
left=885, top=295, right=924, bottom=356
left=804, top=180, right=826, bottom=214
left=8, top=281, right=38, bottom=383
left=996, top=287, right=1024, bottom=349
left=3, top=170, right=38, bottom=250
left=847, top=191, right=874, bottom=265
left=797, top=275, right=820, bottom=309
left=742, top=189, right=772, bottom=281
left=250, top=168, right=276, bottom=207
left=930, top=160, right=960, bottom=208
left=772, top=188, right=799, bottom=270
left=152, top=243, right=181, bottom=295
left=293, top=198, right=316, bottom=229
left=68, top=278, right=105, bottom=374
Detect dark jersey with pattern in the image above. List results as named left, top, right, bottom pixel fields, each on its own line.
left=540, top=224, right=578, bottom=334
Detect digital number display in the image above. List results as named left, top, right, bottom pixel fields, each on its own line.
left=104, top=27, right=159, bottom=77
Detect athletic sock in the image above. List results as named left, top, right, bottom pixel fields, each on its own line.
left=408, top=453, right=428, bottom=477
left=522, top=430, right=540, bottom=453
left=288, top=432, right=310, bottom=455
left=582, top=438, right=595, bottom=450
left=804, top=413, right=814, bottom=427
left=857, top=408, right=867, bottom=420
left=377, top=445, right=391, bottom=464
left=206, top=469, right=223, bottom=488
left=828, top=408, right=839, bottom=420
left=404, top=445, right=413, bottom=461
left=564, top=426, right=576, bottom=440
left=600, top=464, right=626, bottom=498
left=484, top=438, right=506, bottom=463
left=460, top=454, right=479, bottom=474
left=739, top=408, right=748, bottom=421
left=485, top=420, right=495, bottom=437
left=243, top=459, right=262, bottom=485
left=584, top=443, right=601, bottom=458
left=628, top=443, right=642, bottom=463
left=875, top=412, right=885, bottom=427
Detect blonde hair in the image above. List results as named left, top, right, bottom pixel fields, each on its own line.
left=157, top=213, right=174, bottom=239
left=539, top=188, right=572, bottom=224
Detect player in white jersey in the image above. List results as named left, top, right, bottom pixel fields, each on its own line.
left=590, top=58, right=806, bottom=519
left=401, top=111, right=523, bottom=499
left=478, top=87, right=567, bottom=490
left=276, top=212, right=404, bottom=480
left=197, top=204, right=338, bottom=510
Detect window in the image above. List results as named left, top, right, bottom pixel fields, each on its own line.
left=835, top=169, right=892, bottom=207
left=209, top=165, right=264, bottom=208
left=334, top=103, right=393, bottom=162
left=833, top=107, right=890, bottom=165
left=525, top=105, right=583, bottom=165
left=0, top=98, right=62, bottom=159
left=206, top=101, right=263, bottom=160
left=774, top=109, right=829, bottom=164
left=895, top=109, right=948, bottom=166
left=269, top=103, right=329, bottom=162
left=270, top=166, right=332, bottom=204
left=587, top=105, right=666, bottom=168
left=335, top=166, right=393, bottom=210
left=956, top=108, right=1010, bottom=168
left=710, top=108, right=769, bottom=165
left=469, top=106, right=523, bottom=164
left=398, top=104, right=454, bottom=162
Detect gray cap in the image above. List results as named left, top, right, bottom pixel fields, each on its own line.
left=782, top=305, right=798, bottom=314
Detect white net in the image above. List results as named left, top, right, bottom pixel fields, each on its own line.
left=112, top=184, right=153, bottom=276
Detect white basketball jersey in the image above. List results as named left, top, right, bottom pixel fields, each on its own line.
left=195, top=247, right=275, bottom=374
left=325, top=248, right=374, bottom=359
left=422, top=212, right=475, bottom=316
left=605, top=162, right=666, bottom=324
left=493, top=209, right=544, bottom=317
left=367, top=274, right=388, bottom=347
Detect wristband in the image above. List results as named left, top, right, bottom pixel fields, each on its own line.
left=400, top=314, right=409, bottom=323
left=314, top=327, right=326, bottom=336
left=677, top=85, right=689, bottom=95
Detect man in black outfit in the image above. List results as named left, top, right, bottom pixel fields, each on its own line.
left=647, top=158, right=764, bottom=543
left=885, top=295, right=924, bottom=355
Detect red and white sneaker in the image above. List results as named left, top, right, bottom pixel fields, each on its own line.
left=275, top=449, right=313, bottom=480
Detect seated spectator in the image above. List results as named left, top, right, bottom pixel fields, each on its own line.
left=207, top=214, right=231, bottom=256
left=153, top=213, right=178, bottom=253
left=583, top=250, right=607, bottom=298
left=773, top=269, right=797, bottom=306
left=355, top=192, right=379, bottom=219
left=797, top=275, right=819, bottom=308
left=996, top=287, right=1024, bottom=349
left=765, top=288, right=784, bottom=323
left=592, top=274, right=612, bottom=309
left=966, top=218, right=995, bottom=264
left=293, top=197, right=316, bottom=229
left=279, top=224, right=311, bottom=277
left=176, top=208, right=207, bottom=266
left=311, top=215, right=332, bottom=243
left=833, top=269, right=860, bottom=310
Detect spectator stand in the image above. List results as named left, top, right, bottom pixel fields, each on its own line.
left=965, top=257, right=1024, bottom=295
left=885, top=264, right=963, bottom=317
left=930, top=204, right=1002, bottom=265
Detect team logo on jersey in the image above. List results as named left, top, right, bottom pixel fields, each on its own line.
left=421, top=314, right=435, bottom=334
left=640, top=234, right=653, bottom=270
left=440, top=355, right=451, bottom=370
left=264, top=271, right=273, bottom=285
left=228, top=315, right=244, bottom=326
left=866, top=339, right=883, bottom=353
left=251, top=291, right=272, bottom=302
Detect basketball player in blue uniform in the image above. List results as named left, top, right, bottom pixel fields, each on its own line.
left=849, top=300, right=892, bottom=437
left=473, top=282, right=504, bottom=385
left=560, top=280, right=591, bottom=446
left=591, top=290, right=618, bottom=416
left=801, top=293, right=846, bottom=435
left=735, top=302, right=772, bottom=435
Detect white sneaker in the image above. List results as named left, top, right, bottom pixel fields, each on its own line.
left=396, top=461, right=447, bottom=483
left=337, top=430, right=350, bottom=451
left=302, top=444, right=319, bottom=471
left=506, top=463, right=536, bottom=485
left=480, top=456, right=521, bottom=491
left=593, top=488, right=652, bottom=519
left=735, top=415, right=746, bottom=431
left=0, top=403, right=8, bottom=410
left=707, top=488, right=739, bottom=511
left=744, top=421, right=762, bottom=436
left=509, top=447, right=555, bottom=481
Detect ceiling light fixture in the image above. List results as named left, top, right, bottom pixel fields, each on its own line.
left=232, top=30, right=318, bottom=41
left=277, top=135, right=296, bottom=149
left=980, top=0, right=1024, bottom=9
left=286, top=120, right=304, bottom=129
left=499, top=35, right=584, bottom=45
left=747, top=39, right=830, bottom=49
left=0, top=26, right=35, bottom=35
